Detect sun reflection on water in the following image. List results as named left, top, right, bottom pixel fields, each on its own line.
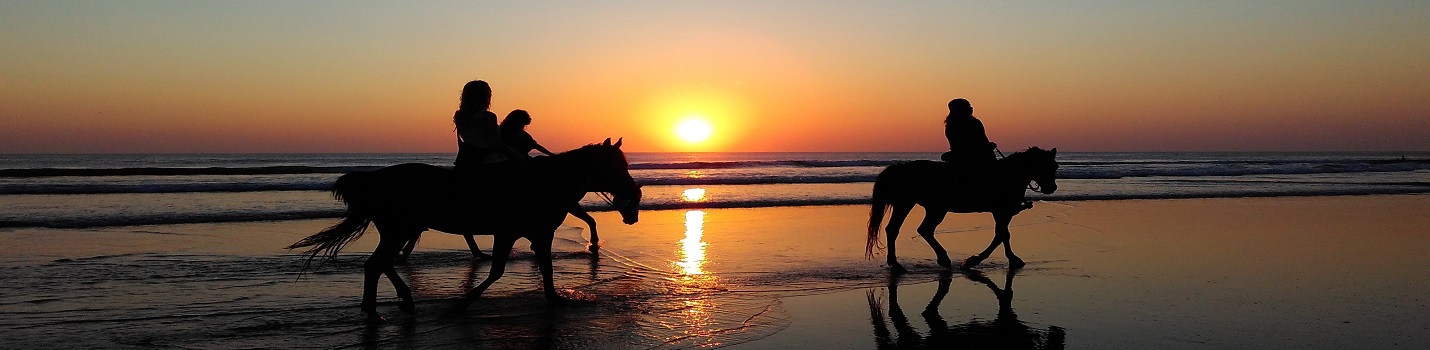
left=677, top=210, right=707, bottom=275
left=669, top=209, right=721, bottom=345
left=682, top=188, right=707, bottom=202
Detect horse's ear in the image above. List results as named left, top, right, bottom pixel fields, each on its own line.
left=614, top=137, right=623, bottom=148
left=602, top=138, right=612, bottom=146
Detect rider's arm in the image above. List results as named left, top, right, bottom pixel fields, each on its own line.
left=532, top=141, right=556, bottom=156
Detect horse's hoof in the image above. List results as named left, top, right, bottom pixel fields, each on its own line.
left=586, top=244, right=600, bottom=254
left=889, top=263, right=908, bottom=275
left=471, top=253, right=491, bottom=261
left=1008, top=257, right=1026, bottom=269
left=937, top=258, right=954, bottom=269
left=365, top=313, right=387, bottom=323
left=962, top=255, right=986, bottom=269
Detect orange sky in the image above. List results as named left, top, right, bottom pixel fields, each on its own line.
left=2, top=1, right=1428, bottom=153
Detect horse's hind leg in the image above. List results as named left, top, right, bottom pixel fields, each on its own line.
left=915, top=207, right=952, bottom=269
left=885, top=202, right=915, bottom=274
left=460, top=234, right=517, bottom=306
left=396, top=233, right=419, bottom=264
left=363, top=226, right=415, bottom=320
left=380, top=233, right=417, bottom=314
left=529, top=232, right=565, bottom=302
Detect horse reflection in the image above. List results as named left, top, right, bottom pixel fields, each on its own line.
left=868, top=270, right=1066, bottom=349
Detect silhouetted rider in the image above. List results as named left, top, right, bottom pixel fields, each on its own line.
left=941, top=98, right=997, bottom=176
left=499, top=109, right=557, bottom=158
left=453, top=80, right=523, bottom=181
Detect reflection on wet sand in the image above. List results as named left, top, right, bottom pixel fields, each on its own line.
left=868, top=270, right=1066, bottom=349
left=677, top=210, right=707, bottom=275
left=667, top=209, right=720, bottom=344
left=353, top=209, right=780, bottom=349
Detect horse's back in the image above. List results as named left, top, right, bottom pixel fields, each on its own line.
left=877, top=160, right=1015, bottom=212
left=881, top=160, right=953, bottom=186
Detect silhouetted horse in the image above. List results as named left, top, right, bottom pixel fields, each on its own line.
left=868, top=270, right=1066, bottom=349
left=395, top=204, right=599, bottom=263
left=288, top=139, right=641, bottom=320
left=867, top=147, right=1057, bottom=273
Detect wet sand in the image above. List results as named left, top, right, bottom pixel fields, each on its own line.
left=742, top=195, right=1430, bottom=349
left=2, top=195, right=1427, bottom=349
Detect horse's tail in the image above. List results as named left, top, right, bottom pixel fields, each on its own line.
left=866, top=165, right=897, bottom=258
left=287, top=171, right=376, bottom=272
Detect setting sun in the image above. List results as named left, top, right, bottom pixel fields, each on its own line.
left=675, top=118, right=714, bottom=144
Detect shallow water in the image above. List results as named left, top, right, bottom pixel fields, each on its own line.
left=4, top=198, right=1428, bottom=349
left=0, top=208, right=907, bottom=349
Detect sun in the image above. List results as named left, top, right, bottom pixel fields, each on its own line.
left=675, top=118, right=714, bottom=144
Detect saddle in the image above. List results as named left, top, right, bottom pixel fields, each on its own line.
left=941, top=162, right=1033, bottom=212
left=453, top=162, right=532, bottom=209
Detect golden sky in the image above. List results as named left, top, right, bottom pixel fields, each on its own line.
left=2, top=1, right=1428, bottom=153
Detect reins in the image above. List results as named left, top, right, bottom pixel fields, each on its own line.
left=995, top=147, right=1041, bottom=193
left=596, top=192, right=616, bottom=207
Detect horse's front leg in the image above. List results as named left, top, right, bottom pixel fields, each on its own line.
left=570, top=206, right=599, bottom=252
left=528, top=232, right=566, bottom=302
left=459, top=234, right=516, bottom=308
left=915, top=207, right=952, bottom=269
left=463, top=235, right=489, bottom=260
left=963, top=212, right=1019, bottom=269
left=995, top=213, right=1025, bottom=269
left=885, top=203, right=915, bottom=274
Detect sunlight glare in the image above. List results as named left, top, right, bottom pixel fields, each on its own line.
left=682, top=188, right=707, bottom=202
left=675, top=118, right=714, bottom=144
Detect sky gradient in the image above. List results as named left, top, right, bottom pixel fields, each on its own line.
left=3, top=1, right=1428, bottom=153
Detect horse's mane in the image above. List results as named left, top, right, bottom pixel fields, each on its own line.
left=551, top=143, right=629, bottom=167
left=1001, top=147, right=1050, bottom=161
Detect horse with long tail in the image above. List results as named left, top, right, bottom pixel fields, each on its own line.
left=288, top=138, right=641, bottom=320
left=866, top=147, right=1058, bottom=273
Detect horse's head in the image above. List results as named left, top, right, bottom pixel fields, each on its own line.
left=1009, top=147, right=1058, bottom=194
left=580, top=138, right=642, bottom=225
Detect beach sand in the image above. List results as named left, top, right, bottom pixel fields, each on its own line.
left=2, top=195, right=1427, bottom=349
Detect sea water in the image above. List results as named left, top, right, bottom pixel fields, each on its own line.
left=2, top=152, right=1428, bottom=348
left=1, top=151, right=1427, bottom=228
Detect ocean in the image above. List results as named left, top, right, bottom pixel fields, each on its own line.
left=2, top=151, right=1427, bottom=229
left=2, top=151, right=1428, bottom=349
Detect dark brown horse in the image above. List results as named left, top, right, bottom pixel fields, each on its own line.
left=288, top=139, right=641, bottom=320
left=866, top=147, right=1057, bottom=273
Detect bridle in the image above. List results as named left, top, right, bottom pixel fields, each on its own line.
left=995, top=147, right=1042, bottom=193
